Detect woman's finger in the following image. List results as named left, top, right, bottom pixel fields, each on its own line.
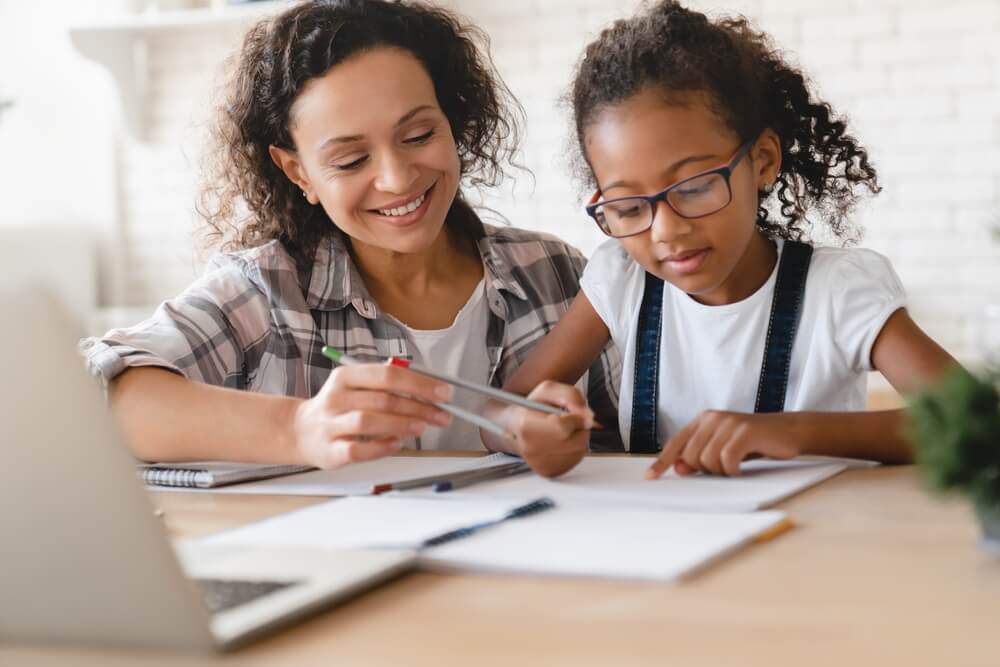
left=335, top=388, right=452, bottom=426
left=317, top=437, right=404, bottom=468
left=325, top=409, right=428, bottom=441
left=326, top=363, right=453, bottom=405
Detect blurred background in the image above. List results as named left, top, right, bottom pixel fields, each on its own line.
left=1, top=0, right=998, bottom=393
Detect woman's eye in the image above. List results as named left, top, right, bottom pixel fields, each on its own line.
left=333, top=155, right=368, bottom=171
left=404, top=130, right=435, bottom=144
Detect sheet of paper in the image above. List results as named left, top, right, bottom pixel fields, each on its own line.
left=425, top=505, right=788, bottom=582
left=403, top=457, right=848, bottom=512
left=150, top=453, right=519, bottom=495
left=196, top=495, right=788, bottom=582
left=197, top=495, right=531, bottom=550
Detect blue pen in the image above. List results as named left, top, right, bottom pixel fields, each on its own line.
left=418, top=497, right=555, bottom=549
left=433, top=462, right=531, bottom=492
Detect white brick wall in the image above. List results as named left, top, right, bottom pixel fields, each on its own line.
left=33, top=0, right=998, bottom=364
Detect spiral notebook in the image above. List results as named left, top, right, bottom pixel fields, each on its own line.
left=138, top=461, right=314, bottom=489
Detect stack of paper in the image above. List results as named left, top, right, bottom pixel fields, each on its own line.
left=189, top=454, right=857, bottom=582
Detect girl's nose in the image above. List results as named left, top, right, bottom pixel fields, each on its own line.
left=374, top=150, right=420, bottom=194
left=649, top=200, right=693, bottom=243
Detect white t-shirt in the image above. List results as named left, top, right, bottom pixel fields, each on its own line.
left=580, top=239, right=907, bottom=451
left=391, top=279, right=491, bottom=451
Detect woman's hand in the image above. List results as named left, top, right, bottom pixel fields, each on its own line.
left=506, top=381, right=594, bottom=478
left=645, top=411, right=802, bottom=479
left=290, top=363, right=454, bottom=469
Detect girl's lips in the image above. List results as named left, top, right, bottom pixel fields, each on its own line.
left=662, top=248, right=710, bottom=275
left=369, top=184, right=435, bottom=227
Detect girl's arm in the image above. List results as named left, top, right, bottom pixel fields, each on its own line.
left=647, top=308, right=959, bottom=478
left=481, top=293, right=612, bottom=476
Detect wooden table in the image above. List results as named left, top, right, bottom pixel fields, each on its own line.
left=3, top=465, right=998, bottom=666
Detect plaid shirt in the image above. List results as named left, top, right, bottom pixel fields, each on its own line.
left=80, top=223, right=624, bottom=451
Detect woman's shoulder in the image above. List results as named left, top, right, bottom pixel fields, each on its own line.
left=198, top=240, right=307, bottom=308
left=481, top=223, right=587, bottom=263
left=208, top=239, right=298, bottom=275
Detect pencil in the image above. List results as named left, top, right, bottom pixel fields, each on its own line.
left=321, top=346, right=517, bottom=442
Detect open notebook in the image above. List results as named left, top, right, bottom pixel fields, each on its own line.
left=198, top=495, right=791, bottom=583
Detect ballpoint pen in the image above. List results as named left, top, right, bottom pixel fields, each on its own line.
left=322, top=346, right=601, bottom=427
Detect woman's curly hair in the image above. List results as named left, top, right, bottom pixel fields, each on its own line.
left=199, top=0, right=522, bottom=266
left=570, top=0, right=879, bottom=243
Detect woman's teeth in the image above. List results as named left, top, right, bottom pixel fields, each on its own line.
left=377, top=191, right=426, bottom=217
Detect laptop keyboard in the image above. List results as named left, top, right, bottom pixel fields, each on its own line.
left=194, top=578, right=299, bottom=614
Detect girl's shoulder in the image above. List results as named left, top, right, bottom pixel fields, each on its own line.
left=805, top=243, right=902, bottom=291
left=588, top=238, right=635, bottom=270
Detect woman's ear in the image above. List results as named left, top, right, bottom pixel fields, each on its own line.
left=752, top=129, right=782, bottom=191
left=269, top=145, right=318, bottom=204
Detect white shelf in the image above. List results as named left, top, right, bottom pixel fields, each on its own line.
left=71, top=2, right=287, bottom=35
left=68, top=2, right=289, bottom=138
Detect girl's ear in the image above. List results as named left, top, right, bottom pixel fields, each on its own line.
left=751, top=129, right=782, bottom=190
left=269, top=145, right=319, bottom=205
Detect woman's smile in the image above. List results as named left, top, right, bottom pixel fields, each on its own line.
left=367, top=182, right=436, bottom=228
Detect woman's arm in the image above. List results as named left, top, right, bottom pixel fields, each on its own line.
left=111, top=364, right=454, bottom=468
left=647, top=308, right=961, bottom=477
left=481, top=293, right=612, bottom=476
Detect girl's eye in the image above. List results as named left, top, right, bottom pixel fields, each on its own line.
left=675, top=182, right=712, bottom=197
left=332, top=155, right=368, bottom=171
left=404, top=129, right=435, bottom=144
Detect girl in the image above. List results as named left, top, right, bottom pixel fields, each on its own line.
left=81, top=0, right=619, bottom=469
left=485, top=0, right=957, bottom=478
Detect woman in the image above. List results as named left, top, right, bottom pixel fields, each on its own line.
left=81, top=0, right=621, bottom=470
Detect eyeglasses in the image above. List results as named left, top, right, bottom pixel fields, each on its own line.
left=585, top=139, right=755, bottom=238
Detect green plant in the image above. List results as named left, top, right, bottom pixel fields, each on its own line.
left=906, top=365, right=1000, bottom=508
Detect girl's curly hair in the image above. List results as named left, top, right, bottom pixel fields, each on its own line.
left=199, top=0, right=522, bottom=267
left=570, top=0, right=879, bottom=243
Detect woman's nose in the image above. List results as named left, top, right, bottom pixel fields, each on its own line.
left=374, top=150, right=420, bottom=194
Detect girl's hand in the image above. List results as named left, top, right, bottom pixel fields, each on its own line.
left=509, top=381, right=594, bottom=478
left=290, top=363, right=454, bottom=469
left=646, top=411, right=802, bottom=479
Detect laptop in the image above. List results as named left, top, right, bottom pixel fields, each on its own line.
left=0, top=288, right=416, bottom=651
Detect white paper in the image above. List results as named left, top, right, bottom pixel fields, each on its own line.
left=425, top=506, right=787, bottom=581
left=151, top=452, right=519, bottom=495
left=404, top=457, right=848, bottom=512
left=197, top=495, right=788, bottom=582
left=198, top=495, right=530, bottom=550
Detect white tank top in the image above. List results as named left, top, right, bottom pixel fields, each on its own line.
left=391, top=279, right=491, bottom=450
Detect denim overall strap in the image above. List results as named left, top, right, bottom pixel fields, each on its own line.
left=754, top=240, right=813, bottom=413
left=627, top=271, right=664, bottom=453
left=628, top=240, right=813, bottom=453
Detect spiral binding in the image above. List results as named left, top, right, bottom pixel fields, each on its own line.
left=139, top=468, right=211, bottom=488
